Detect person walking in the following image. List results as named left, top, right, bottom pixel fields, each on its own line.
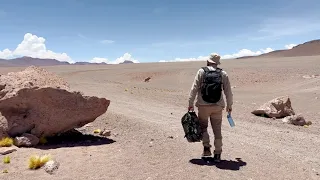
left=188, top=53, right=233, bottom=162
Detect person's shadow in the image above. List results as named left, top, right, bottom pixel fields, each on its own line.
left=189, top=157, right=247, bottom=171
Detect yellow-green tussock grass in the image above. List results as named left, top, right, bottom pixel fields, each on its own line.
left=0, top=137, right=13, bottom=147
left=3, top=156, right=10, bottom=164
left=93, top=129, right=101, bottom=134
left=28, top=154, right=52, bottom=170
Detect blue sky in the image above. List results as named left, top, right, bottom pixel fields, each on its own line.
left=0, top=0, right=320, bottom=63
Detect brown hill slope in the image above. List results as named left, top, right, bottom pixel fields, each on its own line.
left=237, top=39, right=320, bottom=59
left=0, top=56, right=70, bottom=66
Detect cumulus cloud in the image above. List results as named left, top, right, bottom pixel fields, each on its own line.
left=221, top=48, right=274, bottom=59
left=285, top=44, right=297, bottom=49
left=159, top=48, right=274, bottom=62
left=90, top=57, right=109, bottom=63
left=0, top=33, right=74, bottom=63
left=90, top=52, right=139, bottom=64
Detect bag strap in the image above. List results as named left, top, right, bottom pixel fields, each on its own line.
left=201, top=67, right=210, bottom=72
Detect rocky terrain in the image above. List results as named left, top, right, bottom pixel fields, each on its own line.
left=0, top=54, right=319, bottom=180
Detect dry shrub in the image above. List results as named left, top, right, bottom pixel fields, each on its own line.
left=0, top=137, right=13, bottom=147
left=28, top=154, right=52, bottom=170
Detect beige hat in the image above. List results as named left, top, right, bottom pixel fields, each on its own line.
left=207, top=53, right=221, bottom=65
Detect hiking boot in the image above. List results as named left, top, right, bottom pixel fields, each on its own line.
left=213, top=154, right=221, bottom=163
left=202, top=147, right=212, bottom=156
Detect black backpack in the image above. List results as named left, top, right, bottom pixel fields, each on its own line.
left=181, top=111, right=202, bottom=142
left=200, top=67, right=223, bottom=103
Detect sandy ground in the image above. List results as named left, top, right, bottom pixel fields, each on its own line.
left=0, top=55, right=320, bottom=180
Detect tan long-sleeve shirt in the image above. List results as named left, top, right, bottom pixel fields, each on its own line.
left=188, top=66, right=233, bottom=109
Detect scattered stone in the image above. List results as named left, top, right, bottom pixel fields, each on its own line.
left=282, top=114, right=312, bottom=126
left=168, top=136, right=174, bottom=139
left=0, top=66, right=110, bottom=141
left=251, top=96, right=295, bottom=118
left=0, top=147, right=17, bottom=155
left=232, top=86, right=237, bottom=88
left=43, top=160, right=60, bottom=175
left=144, top=77, right=151, bottom=82
left=303, top=75, right=313, bottom=79
left=84, top=123, right=93, bottom=128
left=303, top=74, right=319, bottom=79
left=3, top=169, right=8, bottom=173
left=99, top=129, right=111, bottom=137
left=14, top=133, right=39, bottom=147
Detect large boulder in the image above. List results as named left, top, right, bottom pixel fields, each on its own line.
left=0, top=66, right=110, bottom=141
left=251, top=96, right=295, bottom=118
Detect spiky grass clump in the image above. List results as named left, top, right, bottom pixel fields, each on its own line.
left=0, top=137, right=13, bottom=147
left=3, top=156, right=10, bottom=164
left=28, top=154, right=52, bottom=170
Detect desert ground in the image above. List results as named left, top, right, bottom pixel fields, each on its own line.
left=0, top=55, right=320, bottom=180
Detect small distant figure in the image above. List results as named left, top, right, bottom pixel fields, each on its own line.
left=144, top=77, right=151, bottom=82
left=188, top=53, right=233, bottom=163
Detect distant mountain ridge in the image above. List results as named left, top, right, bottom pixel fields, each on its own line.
left=1, top=39, right=319, bottom=66
left=0, top=56, right=134, bottom=67
left=237, top=39, right=320, bottom=59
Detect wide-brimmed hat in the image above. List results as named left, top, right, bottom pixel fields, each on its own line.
left=207, top=53, right=221, bottom=65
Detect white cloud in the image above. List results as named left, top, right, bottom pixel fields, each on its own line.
left=221, top=48, right=274, bottom=59
left=113, top=53, right=139, bottom=64
left=0, top=33, right=74, bottom=63
left=159, top=55, right=208, bottom=63
left=90, top=57, right=109, bottom=63
left=0, top=49, right=12, bottom=59
left=285, top=44, right=297, bottom=49
left=159, top=48, right=274, bottom=62
left=90, top=53, right=139, bottom=64
left=101, top=40, right=114, bottom=44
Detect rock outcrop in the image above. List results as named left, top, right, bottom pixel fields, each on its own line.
left=0, top=66, right=110, bottom=142
left=251, top=96, right=295, bottom=118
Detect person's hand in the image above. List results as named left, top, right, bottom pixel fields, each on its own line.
left=188, top=106, right=194, bottom=111
left=226, top=107, right=232, bottom=113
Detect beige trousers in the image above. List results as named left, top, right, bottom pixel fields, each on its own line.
left=198, top=105, right=223, bottom=154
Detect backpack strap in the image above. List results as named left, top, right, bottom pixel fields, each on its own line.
left=201, top=67, right=210, bottom=72
left=202, top=66, right=222, bottom=72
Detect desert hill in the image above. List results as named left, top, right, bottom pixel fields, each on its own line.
left=0, top=56, right=70, bottom=67
left=74, top=62, right=108, bottom=65
left=0, top=56, right=135, bottom=67
left=237, top=39, right=320, bottom=59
